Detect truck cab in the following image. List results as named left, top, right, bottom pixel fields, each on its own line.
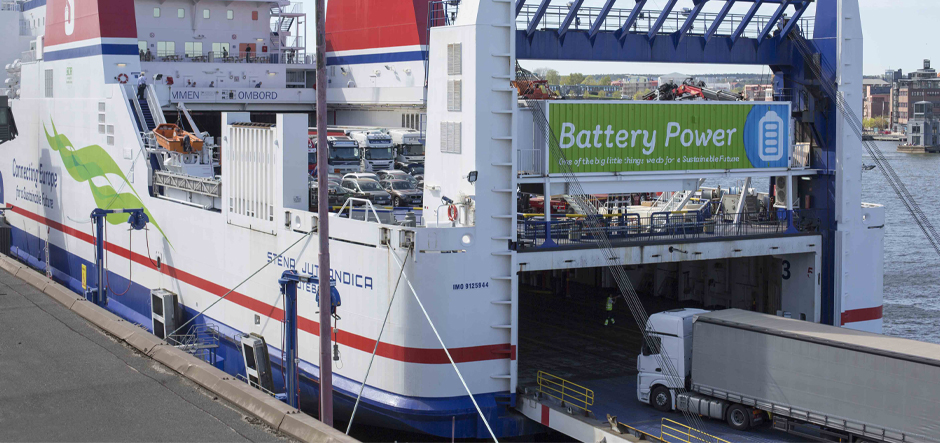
left=323, top=136, right=361, bottom=176
left=636, top=308, right=707, bottom=410
left=389, top=128, right=425, bottom=165
left=348, top=130, right=395, bottom=172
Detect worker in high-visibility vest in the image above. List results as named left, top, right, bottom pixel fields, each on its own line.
left=604, top=294, right=616, bottom=326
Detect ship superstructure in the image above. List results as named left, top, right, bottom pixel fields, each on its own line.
left=0, top=0, right=889, bottom=440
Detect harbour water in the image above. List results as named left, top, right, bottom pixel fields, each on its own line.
left=865, top=141, right=940, bottom=344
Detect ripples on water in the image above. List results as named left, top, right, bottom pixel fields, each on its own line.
left=864, top=142, right=940, bottom=344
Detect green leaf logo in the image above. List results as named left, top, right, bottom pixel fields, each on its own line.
left=43, top=120, right=170, bottom=245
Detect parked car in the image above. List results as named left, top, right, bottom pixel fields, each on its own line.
left=376, top=170, right=419, bottom=187
left=395, top=162, right=424, bottom=176
left=343, top=172, right=380, bottom=181
left=311, top=182, right=365, bottom=210
left=341, top=178, right=392, bottom=206
left=380, top=179, right=423, bottom=207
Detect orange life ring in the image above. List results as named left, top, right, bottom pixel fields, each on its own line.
left=447, top=205, right=458, bottom=222
left=117, top=73, right=129, bottom=84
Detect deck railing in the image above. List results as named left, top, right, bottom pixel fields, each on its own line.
left=140, top=50, right=309, bottom=65
left=516, top=207, right=805, bottom=250
left=517, top=5, right=814, bottom=40
left=661, top=418, right=730, bottom=443
left=537, top=371, right=594, bottom=413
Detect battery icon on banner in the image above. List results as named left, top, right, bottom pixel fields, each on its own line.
left=758, top=110, right=784, bottom=162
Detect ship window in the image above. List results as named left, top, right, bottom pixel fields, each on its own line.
left=185, top=42, right=203, bottom=57
left=252, top=11, right=258, bottom=20
left=153, top=7, right=160, bottom=17
left=138, top=41, right=147, bottom=52
left=157, top=41, right=175, bottom=57
left=178, top=8, right=185, bottom=18
left=212, top=43, right=230, bottom=57
left=227, top=9, right=233, bottom=20
left=44, top=69, right=52, bottom=98
left=203, top=9, right=209, bottom=19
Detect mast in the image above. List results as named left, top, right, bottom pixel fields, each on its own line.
left=315, top=0, right=333, bottom=426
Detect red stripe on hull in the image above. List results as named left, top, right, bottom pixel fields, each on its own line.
left=10, top=204, right=510, bottom=365
left=841, top=305, right=883, bottom=325
left=325, top=0, right=430, bottom=52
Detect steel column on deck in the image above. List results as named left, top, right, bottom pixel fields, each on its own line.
left=615, top=0, right=648, bottom=41
left=646, top=0, right=678, bottom=41
left=779, top=1, right=811, bottom=40
left=558, top=0, right=585, bottom=39
left=527, top=0, right=553, bottom=37
left=757, top=0, right=791, bottom=44
left=587, top=0, right=617, bottom=39
left=704, top=0, right=736, bottom=42
left=675, top=0, right=708, bottom=46
left=730, top=0, right=764, bottom=44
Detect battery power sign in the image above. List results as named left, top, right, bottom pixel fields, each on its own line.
left=547, top=102, right=791, bottom=173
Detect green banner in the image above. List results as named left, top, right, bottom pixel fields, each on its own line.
left=547, top=102, right=790, bottom=173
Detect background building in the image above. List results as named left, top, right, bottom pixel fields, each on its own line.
left=863, top=77, right=891, bottom=125
left=891, top=60, right=940, bottom=132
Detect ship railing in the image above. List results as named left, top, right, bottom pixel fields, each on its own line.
left=518, top=5, right=814, bottom=40
left=516, top=209, right=792, bottom=250
left=168, top=323, right=221, bottom=365
left=428, top=0, right=460, bottom=28
left=140, top=50, right=309, bottom=65
left=335, top=198, right=389, bottom=224
left=791, top=142, right=811, bottom=169
left=19, top=50, right=35, bottom=63
left=536, top=370, right=594, bottom=414
left=661, top=418, right=730, bottom=443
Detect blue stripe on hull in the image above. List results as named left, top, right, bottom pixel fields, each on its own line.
left=8, top=226, right=538, bottom=439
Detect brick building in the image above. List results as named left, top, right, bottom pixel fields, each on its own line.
left=863, top=78, right=890, bottom=124
left=891, top=60, right=940, bottom=132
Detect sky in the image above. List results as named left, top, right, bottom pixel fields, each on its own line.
left=303, top=0, right=937, bottom=76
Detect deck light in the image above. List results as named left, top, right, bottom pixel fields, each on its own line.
left=467, top=171, right=478, bottom=184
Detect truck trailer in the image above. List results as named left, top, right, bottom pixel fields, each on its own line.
left=637, top=309, right=940, bottom=442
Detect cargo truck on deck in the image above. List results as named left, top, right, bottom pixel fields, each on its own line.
left=388, top=128, right=425, bottom=165
left=637, top=309, right=940, bottom=442
left=348, top=130, right=395, bottom=172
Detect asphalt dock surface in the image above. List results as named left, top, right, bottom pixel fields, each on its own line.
left=0, top=268, right=288, bottom=442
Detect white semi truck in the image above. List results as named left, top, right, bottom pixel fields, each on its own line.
left=638, top=309, right=940, bottom=442
left=348, top=130, right=395, bottom=172
left=388, top=128, right=425, bottom=165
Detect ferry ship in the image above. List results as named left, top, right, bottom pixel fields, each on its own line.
left=0, top=0, right=888, bottom=439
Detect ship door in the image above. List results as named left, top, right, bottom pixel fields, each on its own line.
left=240, top=333, right=275, bottom=392
left=238, top=43, right=257, bottom=59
